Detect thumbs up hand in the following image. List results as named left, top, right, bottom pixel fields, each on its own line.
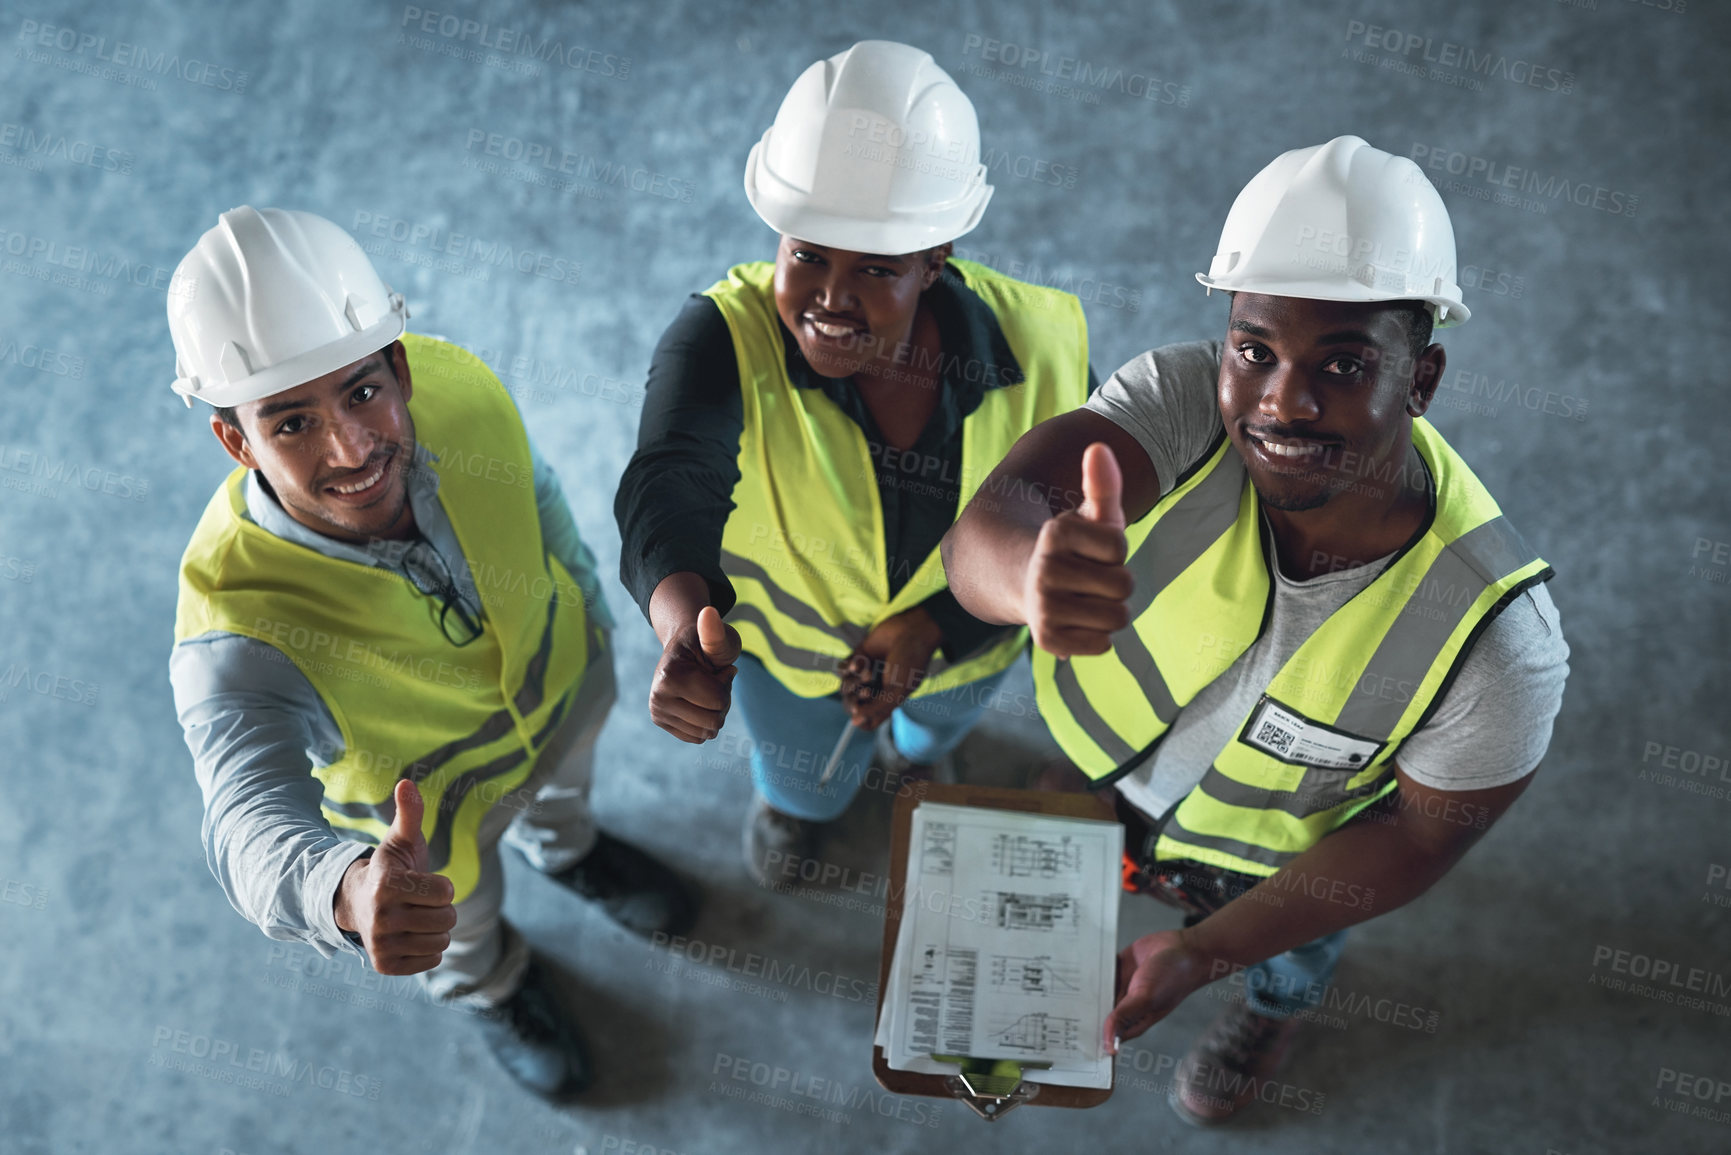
left=1077, top=441, right=1126, bottom=530
left=1023, top=442, right=1134, bottom=658
left=695, top=606, right=739, bottom=668
left=650, top=604, right=742, bottom=744
left=333, top=778, right=457, bottom=976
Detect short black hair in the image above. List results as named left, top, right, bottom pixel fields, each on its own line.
left=1397, top=301, right=1435, bottom=364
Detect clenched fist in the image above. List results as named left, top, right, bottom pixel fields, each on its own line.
left=839, top=605, right=943, bottom=730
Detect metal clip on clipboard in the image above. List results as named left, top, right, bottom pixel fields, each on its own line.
left=929, top=1054, right=1053, bottom=1121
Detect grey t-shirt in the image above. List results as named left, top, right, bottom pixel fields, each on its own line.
left=1084, top=341, right=1569, bottom=821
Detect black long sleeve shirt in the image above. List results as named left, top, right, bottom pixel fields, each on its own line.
left=614, top=265, right=1095, bottom=663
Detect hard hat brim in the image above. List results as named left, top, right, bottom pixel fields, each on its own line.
left=172, top=312, right=407, bottom=408
left=1195, top=272, right=1470, bottom=327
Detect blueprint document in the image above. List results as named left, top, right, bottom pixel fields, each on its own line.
left=875, top=802, right=1123, bottom=1089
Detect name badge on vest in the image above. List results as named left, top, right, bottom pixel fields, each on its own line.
left=1239, top=695, right=1386, bottom=771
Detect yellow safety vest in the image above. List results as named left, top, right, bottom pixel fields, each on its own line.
left=175, top=333, right=593, bottom=902
left=1033, top=419, right=1554, bottom=877
left=705, top=258, right=1090, bottom=698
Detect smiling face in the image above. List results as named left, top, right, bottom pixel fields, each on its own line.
left=1218, top=293, right=1442, bottom=515
left=211, top=342, right=418, bottom=543
left=771, top=236, right=949, bottom=380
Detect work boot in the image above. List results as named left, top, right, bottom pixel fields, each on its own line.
left=474, top=956, right=592, bottom=1102
left=743, top=795, right=822, bottom=888
left=872, top=726, right=954, bottom=789
left=1168, top=998, right=1302, bottom=1126
left=548, top=831, right=698, bottom=938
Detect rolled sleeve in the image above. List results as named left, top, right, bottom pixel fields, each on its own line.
left=614, top=294, right=745, bottom=621
left=170, top=633, right=370, bottom=961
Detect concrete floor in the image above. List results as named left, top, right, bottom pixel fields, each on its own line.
left=1, top=0, right=1727, bottom=1151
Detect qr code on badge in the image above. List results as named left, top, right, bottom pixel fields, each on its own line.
left=1254, top=718, right=1296, bottom=755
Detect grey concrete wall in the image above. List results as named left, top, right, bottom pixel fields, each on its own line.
left=1, top=0, right=1725, bottom=1152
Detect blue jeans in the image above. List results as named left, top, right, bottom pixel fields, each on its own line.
left=731, top=653, right=1011, bottom=822
left=1241, top=929, right=1349, bottom=1019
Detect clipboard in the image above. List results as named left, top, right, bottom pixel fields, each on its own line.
left=872, top=782, right=1119, bottom=1120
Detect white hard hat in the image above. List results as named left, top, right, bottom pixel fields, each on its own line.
left=744, top=40, right=993, bottom=255
left=1196, top=135, right=1470, bottom=327
left=167, top=206, right=408, bottom=408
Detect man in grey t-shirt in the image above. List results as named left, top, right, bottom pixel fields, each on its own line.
left=1088, top=340, right=1566, bottom=820
left=942, top=136, right=1567, bottom=1126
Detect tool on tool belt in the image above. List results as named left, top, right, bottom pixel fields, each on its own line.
left=1116, top=797, right=1262, bottom=924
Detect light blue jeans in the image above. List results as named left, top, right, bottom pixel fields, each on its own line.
left=731, top=653, right=1012, bottom=822
left=1242, top=930, right=1349, bottom=1019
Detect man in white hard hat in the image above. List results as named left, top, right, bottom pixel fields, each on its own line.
left=167, top=206, right=696, bottom=1102
left=614, top=40, right=1096, bottom=882
left=943, top=136, right=1569, bottom=1125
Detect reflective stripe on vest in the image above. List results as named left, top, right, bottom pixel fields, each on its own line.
left=1033, top=418, right=1554, bottom=877
left=705, top=258, right=1090, bottom=699
left=174, top=333, right=592, bottom=902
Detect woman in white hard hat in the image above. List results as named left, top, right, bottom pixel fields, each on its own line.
left=615, top=40, right=1097, bottom=879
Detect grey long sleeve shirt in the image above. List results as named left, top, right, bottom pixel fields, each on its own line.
left=169, top=436, right=611, bottom=961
